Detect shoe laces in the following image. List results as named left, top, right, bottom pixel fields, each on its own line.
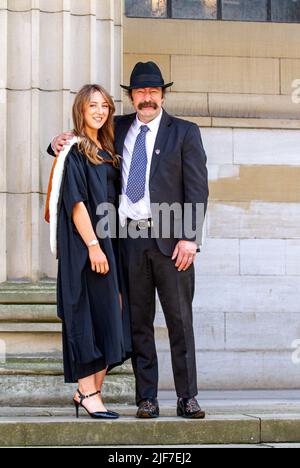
left=184, top=398, right=200, bottom=413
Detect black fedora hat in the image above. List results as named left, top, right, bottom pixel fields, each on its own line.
left=121, top=61, right=173, bottom=90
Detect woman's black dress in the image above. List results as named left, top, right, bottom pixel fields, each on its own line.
left=56, top=144, right=132, bottom=383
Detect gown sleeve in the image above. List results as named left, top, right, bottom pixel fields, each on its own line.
left=62, top=148, right=88, bottom=219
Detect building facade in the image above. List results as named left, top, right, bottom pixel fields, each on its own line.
left=1, top=0, right=300, bottom=390
left=0, top=0, right=123, bottom=282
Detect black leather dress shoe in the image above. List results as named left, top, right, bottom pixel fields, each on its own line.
left=177, top=397, right=206, bottom=419
left=136, top=399, right=160, bottom=419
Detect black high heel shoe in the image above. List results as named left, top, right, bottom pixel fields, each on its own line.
left=74, top=389, right=119, bottom=420
left=97, top=390, right=120, bottom=418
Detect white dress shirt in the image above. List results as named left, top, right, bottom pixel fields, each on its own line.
left=119, top=109, right=163, bottom=226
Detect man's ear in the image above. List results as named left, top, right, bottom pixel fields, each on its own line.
left=126, top=94, right=134, bottom=106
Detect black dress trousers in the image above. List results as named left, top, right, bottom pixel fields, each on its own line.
left=121, top=231, right=198, bottom=405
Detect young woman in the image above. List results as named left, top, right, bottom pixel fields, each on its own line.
left=53, top=84, right=131, bottom=419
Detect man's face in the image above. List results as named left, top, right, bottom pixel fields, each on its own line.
left=131, top=87, right=164, bottom=122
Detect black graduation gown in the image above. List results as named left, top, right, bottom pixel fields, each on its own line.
left=56, top=144, right=132, bottom=383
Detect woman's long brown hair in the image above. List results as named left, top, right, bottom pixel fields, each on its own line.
left=72, top=84, right=119, bottom=167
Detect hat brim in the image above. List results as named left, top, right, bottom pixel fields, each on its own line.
left=120, top=82, right=174, bottom=90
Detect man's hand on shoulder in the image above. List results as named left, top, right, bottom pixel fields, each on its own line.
left=52, top=131, right=75, bottom=156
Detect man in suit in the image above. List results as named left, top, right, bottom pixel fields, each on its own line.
left=49, top=62, right=209, bottom=419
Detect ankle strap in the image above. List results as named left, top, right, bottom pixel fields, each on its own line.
left=77, top=389, right=100, bottom=404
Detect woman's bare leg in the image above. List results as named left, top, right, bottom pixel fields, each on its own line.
left=74, top=374, right=107, bottom=413
left=95, top=368, right=107, bottom=393
left=95, top=368, right=108, bottom=409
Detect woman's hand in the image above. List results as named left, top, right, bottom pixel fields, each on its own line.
left=89, top=245, right=110, bottom=275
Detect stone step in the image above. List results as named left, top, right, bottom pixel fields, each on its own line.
left=0, top=374, right=135, bottom=407
left=0, top=322, right=62, bottom=356
left=0, top=357, right=134, bottom=404
left=1, top=411, right=300, bottom=447
left=0, top=323, right=61, bottom=332
left=0, top=282, right=56, bottom=305
left=0, top=358, right=64, bottom=376
left=0, top=357, right=135, bottom=406
left=0, top=282, right=135, bottom=408
left=0, top=285, right=61, bottom=356
left=0, top=304, right=58, bottom=323
left=0, top=357, right=132, bottom=376
left=0, top=414, right=259, bottom=447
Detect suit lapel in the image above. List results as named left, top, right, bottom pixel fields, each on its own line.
left=116, top=114, right=136, bottom=173
left=150, top=110, right=172, bottom=180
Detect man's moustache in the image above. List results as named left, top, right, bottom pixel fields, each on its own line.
left=138, top=102, right=158, bottom=110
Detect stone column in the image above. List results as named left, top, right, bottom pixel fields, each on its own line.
left=0, top=0, right=123, bottom=282
left=0, top=2, right=8, bottom=283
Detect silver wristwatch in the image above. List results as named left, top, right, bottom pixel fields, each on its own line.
left=88, top=239, right=99, bottom=247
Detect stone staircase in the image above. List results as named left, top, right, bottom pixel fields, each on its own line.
left=1, top=283, right=300, bottom=447
left=0, top=282, right=135, bottom=407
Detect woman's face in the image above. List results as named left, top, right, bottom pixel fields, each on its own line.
left=83, top=91, right=110, bottom=132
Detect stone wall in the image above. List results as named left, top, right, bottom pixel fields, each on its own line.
left=0, top=0, right=123, bottom=282
left=124, top=17, right=300, bottom=389
left=0, top=0, right=130, bottom=405
left=1, top=5, right=300, bottom=391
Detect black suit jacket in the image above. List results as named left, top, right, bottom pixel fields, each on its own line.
left=115, top=110, right=209, bottom=256
left=47, top=110, right=209, bottom=257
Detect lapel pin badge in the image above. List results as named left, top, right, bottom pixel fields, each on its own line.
left=155, top=149, right=161, bottom=156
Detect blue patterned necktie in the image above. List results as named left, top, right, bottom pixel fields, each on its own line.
left=126, top=125, right=150, bottom=204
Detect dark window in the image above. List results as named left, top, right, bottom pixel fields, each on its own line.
left=125, top=0, right=168, bottom=18
left=172, top=0, right=217, bottom=20
left=271, top=0, right=300, bottom=23
left=222, top=0, right=268, bottom=22
left=125, top=0, right=300, bottom=23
